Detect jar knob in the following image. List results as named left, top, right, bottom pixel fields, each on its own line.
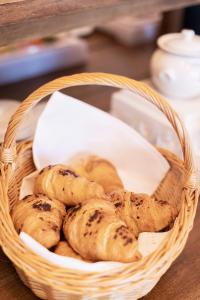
left=181, top=29, right=195, bottom=40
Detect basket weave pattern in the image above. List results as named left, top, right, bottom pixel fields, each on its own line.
left=0, top=73, right=199, bottom=300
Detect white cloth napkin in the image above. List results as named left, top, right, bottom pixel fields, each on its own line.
left=20, top=230, right=170, bottom=272
left=33, top=91, right=169, bottom=194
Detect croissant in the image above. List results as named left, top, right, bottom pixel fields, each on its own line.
left=34, top=165, right=105, bottom=206
left=11, top=194, right=66, bottom=248
left=54, top=241, right=83, bottom=260
left=109, top=190, right=178, bottom=236
left=71, top=155, right=123, bottom=193
left=63, top=199, right=141, bottom=262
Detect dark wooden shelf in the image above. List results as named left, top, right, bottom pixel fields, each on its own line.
left=1, top=0, right=200, bottom=46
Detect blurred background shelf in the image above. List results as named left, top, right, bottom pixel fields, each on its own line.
left=0, top=32, right=155, bottom=111
left=1, top=0, right=200, bottom=46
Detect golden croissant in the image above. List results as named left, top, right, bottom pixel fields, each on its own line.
left=71, top=155, right=123, bottom=193
left=34, top=165, right=105, bottom=206
left=54, top=241, right=83, bottom=260
left=63, top=199, right=141, bottom=262
left=11, top=194, right=66, bottom=248
left=109, top=190, right=178, bottom=236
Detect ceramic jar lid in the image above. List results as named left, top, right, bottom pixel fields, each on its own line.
left=158, top=29, right=200, bottom=57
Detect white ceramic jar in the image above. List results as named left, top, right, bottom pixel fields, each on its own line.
left=150, top=29, right=200, bottom=99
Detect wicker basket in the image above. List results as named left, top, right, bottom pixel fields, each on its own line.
left=0, top=73, right=199, bottom=300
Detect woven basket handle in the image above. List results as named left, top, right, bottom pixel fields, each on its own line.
left=0, top=72, right=195, bottom=182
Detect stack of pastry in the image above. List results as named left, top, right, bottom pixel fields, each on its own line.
left=12, top=155, right=179, bottom=263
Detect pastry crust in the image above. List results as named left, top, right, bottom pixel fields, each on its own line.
left=63, top=199, right=141, bottom=263
left=54, top=241, right=82, bottom=260
left=34, top=165, right=105, bottom=205
left=71, top=155, right=123, bottom=193
left=11, top=194, right=66, bottom=248
left=109, top=190, right=178, bottom=235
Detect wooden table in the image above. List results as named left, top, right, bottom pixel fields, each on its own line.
left=1, top=0, right=200, bottom=46
left=0, top=33, right=200, bottom=300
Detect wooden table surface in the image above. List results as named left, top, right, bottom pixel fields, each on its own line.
left=0, top=33, right=200, bottom=300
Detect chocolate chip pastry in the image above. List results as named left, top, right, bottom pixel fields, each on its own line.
left=34, top=164, right=105, bottom=206
left=12, top=194, right=66, bottom=248
left=71, top=155, right=123, bottom=193
left=63, top=199, right=141, bottom=262
left=109, top=190, right=178, bottom=236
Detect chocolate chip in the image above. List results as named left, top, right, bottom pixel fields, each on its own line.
left=116, top=225, right=127, bottom=233
left=114, top=202, right=122, bottom=208
left=97, top=215, right=103, bottom=224
left=32, top=201, right=51, bottom=211
left=88, top=210, right=100, bottom=222
left=135, top=200, right=143, bottom=207
left=157, top=200, right=168, bottom=205
left=130, top=194, right=143, bottom=206
left=51, top=224, right=59, bottom=231
left=124, top=238, right=133, bottom=246
left=59, top=169, right=79, bottom=177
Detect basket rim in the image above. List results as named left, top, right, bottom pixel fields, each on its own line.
left=0, top=73, right=199, bottom=294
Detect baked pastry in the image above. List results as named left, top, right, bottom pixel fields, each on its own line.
left=63, top=199, right=141, bottom=263
left=109, top=190, right=178, bottom=235
left=12, top=194, right=66, bottom=248
left=71, top=155, right=123, bottom=193
left=54, top=241, right=82, bottom=260
left=34, top=165, right=105, bottom=206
